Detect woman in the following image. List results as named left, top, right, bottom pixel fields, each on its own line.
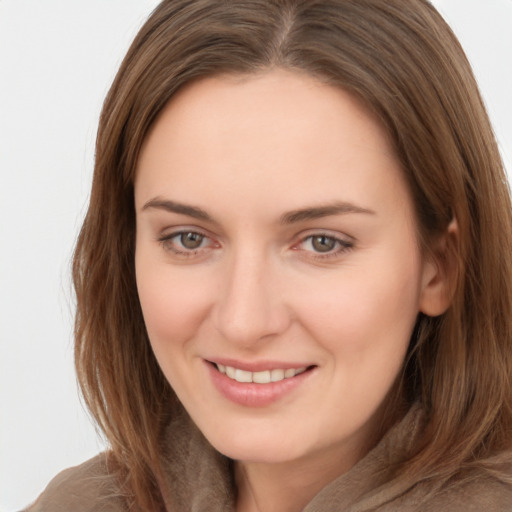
left=25, top=0, right=512, bottom=510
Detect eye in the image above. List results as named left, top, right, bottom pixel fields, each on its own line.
left=179, top=232, right=205, bottom=249
left=310, top=235, right=337, bottom=253
left=158, top=229, right=217, bottom=257
left=295, top=232, right=354, bottom=258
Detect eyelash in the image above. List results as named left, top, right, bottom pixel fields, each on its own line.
left=158, top=230, right=216, bottom=257
left=293, top=234, right=354, bottom=259
left=157, top=230, right=354, bottom=260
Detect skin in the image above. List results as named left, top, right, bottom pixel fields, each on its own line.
left=134, top=69, right=450, bottom=512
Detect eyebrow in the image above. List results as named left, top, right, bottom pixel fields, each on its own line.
left=141, top=197, right=375, bottom=224
left=141, top=198, right=213, bottom=222
left=280, top=202, right=375, bottom=224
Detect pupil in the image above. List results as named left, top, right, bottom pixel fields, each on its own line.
left=312, top=235, right=335, bottom=253
left=181, top=232, right=203, bottom=249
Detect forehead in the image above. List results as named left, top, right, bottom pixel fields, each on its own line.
left=135, top=69, right=411, bottom=222
left=140, top=69, right=394, bottom=159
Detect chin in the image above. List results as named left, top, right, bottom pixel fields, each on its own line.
left=215, top=439, right=305, bottom=464
left=197, top=417, right=319, bottom=464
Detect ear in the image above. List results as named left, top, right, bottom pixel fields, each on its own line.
left=419, top=218, right=459, bottom=317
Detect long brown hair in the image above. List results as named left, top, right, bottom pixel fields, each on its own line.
left=73, top=0, right=512, bottom=508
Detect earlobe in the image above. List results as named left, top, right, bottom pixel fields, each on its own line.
left=419, top=218, right=459, bottom=317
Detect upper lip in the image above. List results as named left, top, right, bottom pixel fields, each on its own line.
left=207, top=358, right=314, bottom=372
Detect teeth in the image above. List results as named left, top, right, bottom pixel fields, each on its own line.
left=235, top=369, right=252, bottom=383
left=216, top=364, right=307, bottom=383
left=253, top=370, right=271, bottom=384
left=271, top=369, right=284, bottom=382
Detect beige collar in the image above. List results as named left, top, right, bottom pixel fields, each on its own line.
left=158, top=404, right=427, bottom=512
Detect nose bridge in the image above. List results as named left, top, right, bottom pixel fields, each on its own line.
left=214, top=243, right=289, bottom=346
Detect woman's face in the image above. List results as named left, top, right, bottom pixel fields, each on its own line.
left=134, top=70, right=440, bottom=467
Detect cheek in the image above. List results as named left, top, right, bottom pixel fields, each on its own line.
left=293, top=254, right=422, bottom=362
left=135, top=256, right=213, bottom=356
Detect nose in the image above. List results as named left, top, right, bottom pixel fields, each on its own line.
left=213, top=250, right=291, bottom=347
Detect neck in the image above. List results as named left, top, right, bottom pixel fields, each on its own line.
left=233, top=398, right=404, bottom=512
left=234, top=440, right=366, bottom=512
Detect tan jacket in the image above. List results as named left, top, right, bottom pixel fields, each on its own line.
left=24, top=405, right=512, bottom=511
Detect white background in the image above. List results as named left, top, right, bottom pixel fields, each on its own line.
left=0, top=1, right=511, bottom=510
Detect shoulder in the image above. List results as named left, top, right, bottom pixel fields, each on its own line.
left=385, top=470, right=512, bottom=512
left=22, top=453, right=126, bottom=512
left=419, top=473, right=512, bottom=512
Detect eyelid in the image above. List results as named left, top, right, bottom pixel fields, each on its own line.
left=157, top=226, right=220, bottom=256
left=158, top=223, right=215, bottom=240
left=291, top=229, right=355, bottom=258
left=156, top=226, right=354, bottom=260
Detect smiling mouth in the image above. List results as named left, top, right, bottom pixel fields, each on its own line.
left=214, top=363, right=311, bottom=384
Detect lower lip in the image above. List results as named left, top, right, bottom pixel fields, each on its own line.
left=207, top=363, right=313, bottom=407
